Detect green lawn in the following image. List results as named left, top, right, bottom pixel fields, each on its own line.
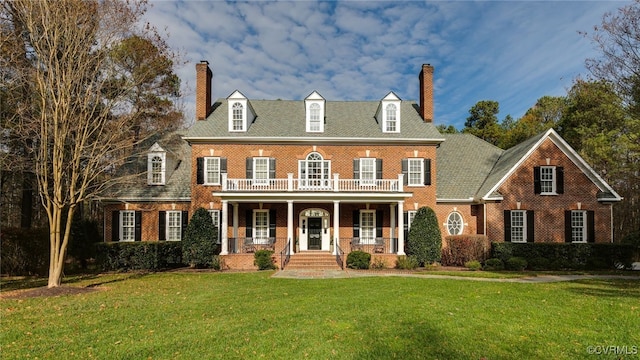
left=2, top=271, right=639, bottom=359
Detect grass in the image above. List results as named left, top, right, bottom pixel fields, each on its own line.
left=2, top=271, right=639, bottom=359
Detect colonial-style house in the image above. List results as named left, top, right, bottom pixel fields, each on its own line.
left=102, top=61, right=622, bottom=269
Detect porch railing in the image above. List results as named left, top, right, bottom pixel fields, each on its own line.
left=222, top=173, right=404, bottom=193
left=227, top=237, right=280, bottom=254
left=280, top=238, right=291, bottom=270
left=348, top=237, right=395, bottom=254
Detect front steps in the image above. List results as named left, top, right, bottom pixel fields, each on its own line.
left=284, top=251, right=343, bottom=270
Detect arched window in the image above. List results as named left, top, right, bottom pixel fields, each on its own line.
left=299, top=152, right=331, bottom=188
left=309, top=103, right=321, bottom=132
left=385, top=103, right=397, bottom=132
left=446, top=211, right=463, bottom=235
left=232, top=102, right=243, bottom=130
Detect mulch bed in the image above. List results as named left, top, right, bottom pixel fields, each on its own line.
left=1, top=286, right=101, bottom=300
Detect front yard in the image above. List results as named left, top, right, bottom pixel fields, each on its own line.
left=1, top=271, right=639, bottom=359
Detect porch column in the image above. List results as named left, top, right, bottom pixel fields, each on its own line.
left=397, top=200, right=405, bottom=255
left=389, top=203, right=396, bottom=253
left=220, top=200, right=229, bottom=255
left=333, top=200, right=340, bottom=255
left=233, top=203, right=239, bottom=240
left=287, top=200, right=294, bottom=254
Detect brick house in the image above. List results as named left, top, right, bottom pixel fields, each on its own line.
left=102, top=61, right=622, bottom=269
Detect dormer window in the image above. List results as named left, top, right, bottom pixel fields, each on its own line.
left=305, top=91, right=325, bottom=133
left=147, top=143, right=166, bottom=185
left=379, top=92, right=401, bottom=133
left=227, top=90, right=254, bottom=132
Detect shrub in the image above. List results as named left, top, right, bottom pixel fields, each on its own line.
left=465, top=260, right=482, bottom=271
left=370, top=257, right=387, bottom=270
left=254, top=250, right=276, bottom=270
left=211, top=255, right=225, bottom=271
left=527, top=257, right=551, bottom=271
left=483, top=258, right=504, bottom=271
left=95, top=242, right=183, bottom=271
left=506, top=257, right=528, bottom=271
left=395, top=255, right=419, bottom=270
left=68, top=216, right=100, bottom=271
left=346, top=251, right=371, bottom=269
left=406, top=207, right=442, bottom=266
left=620, top=230, right=640, bottom=247
left=182, top=208, right=218, bottom=268
left=442, top=235, right=490, bottom=266
left=0, top=227, right=49, bottom=276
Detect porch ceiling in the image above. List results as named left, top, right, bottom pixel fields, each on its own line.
left=212, top=191, right=413, bottom=203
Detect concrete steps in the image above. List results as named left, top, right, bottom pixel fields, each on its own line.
left=285, top=252, right=343, bottom=270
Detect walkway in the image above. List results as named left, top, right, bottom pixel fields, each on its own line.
left=272, top=269, right=640, bottom=283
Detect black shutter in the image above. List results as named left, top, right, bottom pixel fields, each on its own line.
left=587, top=210, right=595, bottom=243
left=526, top=210, right=534, bottom=243
left=424, top=159, right=432, bottom=185
left=376, top=159, right=383, bottom=180
left=112, top=211, right=120, bottom=241
left=181, top=211, right=189, bottom=239
left=564, top=211, right=572, bottom=242
left=504, top=210, right=512, bottom=242
left=246, top=158, right=253, bottom=179
left=269, top=209, right=276, bottom=238
left=401, top=159, right=408, bottom=185
left=556, top=167, right=564, bottom=194
left=376, top=210, right=383, bottom=238
left=196, top=157, right=204, bottom=184
left=269, top=158, right=276, bottom=179
left=533, top=167, right=541, bottom=194
left=352, top=210, right=360, bottom=238
left=246, top=210, right=253, bottom=238
left=353, top=159, right=360, bottom=179
left=134, top=211, right=142, bottom=242
left=403, top=211, right=409, bottom=241
left=158, top=211, right=166, bottom=241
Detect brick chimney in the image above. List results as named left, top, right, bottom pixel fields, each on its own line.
left=196, top=60, right=212, bottom=120
left=419, top=64, right=434, bottom=123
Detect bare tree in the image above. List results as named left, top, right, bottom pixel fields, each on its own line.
left=1, top=0, right=182, bottom=287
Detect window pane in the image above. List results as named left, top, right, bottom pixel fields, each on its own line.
left=447, top=212, right=463, bottom=235
left=309, top=103, right=321, bottom=131
left=255, top=211, right=269, bottom=243
left=151, top=156, right=163, bottom=184
left=541, top=167, right=554, bottom=193
left=408, top=159, right=423, bottom=185
left=511, top=211, right=525, bottom=242
left=168, top=212, right=181, bottom=241
left=386, top=104, right=397, bottom=132
left=571, top=211, right=585, bottom=242
left=232, top=102, right=243, bottom=130
left=360, top=158, right=375, bottom=184
left=121, top=211, right=135, bottom=241
left=254, top=158, right=269, bottom=183
left=360, top=211, right=375, bottom=244
left=205, top=158, right=220, bottom=184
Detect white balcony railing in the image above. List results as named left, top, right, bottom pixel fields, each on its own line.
left=221, top=173, right=404, bottom=193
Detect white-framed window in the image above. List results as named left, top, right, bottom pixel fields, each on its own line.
left=299, top=152, right=331, bottom=188
left=385, top=103, right=397, bottom=132
left=511, top=210, right=527, bottom=243
left=571, top=210, right=587, bottom=243
left=253, top=157, right=269, bottom=185
left=204, top=157, right=221, bottom=185
left=120, top=210, right=135, bottom=242
left=232, top=102, right=244, bottom=131
left=359, top=158, right=376, bottom=185
left=407, top=158, right=424, bottom=186
left=167, top=211, right=182, bottom=241
left=208, top=210, right=221, bottom=244
left=308, top=103, right=322, bottom=132
left=254, top=210, right=269, bottom=244
left=446, top=211, right=464, bottom=235
left=407, top=210, right=417, bottom=230
left=360, top=210, right=375, bottom=244
left=147, top=152, right=166, bottom=185
left=540, top=166, right=555, bottom=194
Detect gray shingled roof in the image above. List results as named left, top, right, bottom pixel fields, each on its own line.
left=185, top=99, right=443, bottom=141
left=436, top=134, right=503, bottom=200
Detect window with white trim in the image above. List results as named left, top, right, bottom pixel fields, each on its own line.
left=299, top=152, right=331, bottom=188
left=407, top=158, right=424, bottom=186
left=385, top=104, right=397, bottom=132
left=360, top=210, right=375, bottom=244
left=232, top=102, right=244, bottom=131
left=167, top=211, right=182, bottom=241
left=147, top=152, right=166, bottom=185
left=253, top=157, right=269, bottom=185
left=204, top=157, right=221, bottom=185
left=254, top=210, right=269, bottom=244
left=208, top=210, right=221, bottom=244
left=309, top=103, right=322, bottom=132
left=446, top=211, right=464, bottom=235
left=120, top=211, right=135, bottom=242
left=540, top=166, right=555, bottom=194
left=359, top=158, right=376, bottom=185
left=511, top=210, right=527, bottom=243
left=571, top=210, right=586, bottom=243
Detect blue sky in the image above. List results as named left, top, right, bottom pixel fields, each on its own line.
left=145, top=1, right=627, bottom=129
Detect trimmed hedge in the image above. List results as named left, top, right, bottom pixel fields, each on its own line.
left=491, top=242, right=639, bottom=270
left=254, top=250, right=276, bottom=270
left=442, top=235, right=490, bottom=266
left=95, top=242, right=183, bottom=271
left=347, top=251, right=371, bottom=269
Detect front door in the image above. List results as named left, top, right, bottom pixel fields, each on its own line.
left=308, top=217, right=322, bottom=250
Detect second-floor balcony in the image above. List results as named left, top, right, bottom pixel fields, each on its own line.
left=221, top=173, right=405, bottom=193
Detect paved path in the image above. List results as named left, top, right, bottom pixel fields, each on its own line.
left=272, top=269, right=640, bottom=283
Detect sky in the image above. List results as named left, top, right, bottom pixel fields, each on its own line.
left=144, top=1, right=628, bottom=129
